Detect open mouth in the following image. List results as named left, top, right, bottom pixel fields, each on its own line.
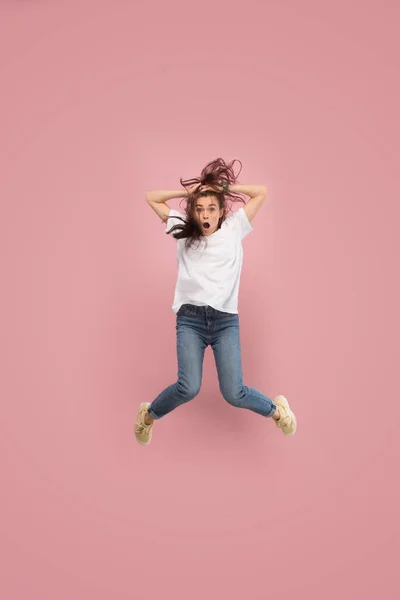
left=203, top=223, right=210, bottom=229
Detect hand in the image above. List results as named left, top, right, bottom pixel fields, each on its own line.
left=187, top=182, right=226, bottom=195
left=203, top=181, right=227, bottom=194
left=199, top=184, right=219, bottom=193
left=216, top=180, right=228, bottom=193
left=187, top=183, right=215, bottom=195
left=187, top=183, right=202, bottom=195
left=199, top=183, right=226, bottom=194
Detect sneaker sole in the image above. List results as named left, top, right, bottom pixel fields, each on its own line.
left=135, top=402, right=152, bottom=446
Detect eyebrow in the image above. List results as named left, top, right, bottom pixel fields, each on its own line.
left=196, top=203, right=217, bottom=207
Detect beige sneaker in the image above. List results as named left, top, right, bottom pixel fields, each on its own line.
left=273, top=395, right=297, bottom=436
left=135, top=402, right=153, bottom=446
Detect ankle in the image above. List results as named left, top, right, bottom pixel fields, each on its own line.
left=144, top=411, right=154, bottom=426
left=273, top=408, right=281, bottom=421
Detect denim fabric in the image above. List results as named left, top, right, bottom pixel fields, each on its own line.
left=147, top=304, right=277, bottom=419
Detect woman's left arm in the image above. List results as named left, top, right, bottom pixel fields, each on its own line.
left=229, top=184, right=267, bottom=223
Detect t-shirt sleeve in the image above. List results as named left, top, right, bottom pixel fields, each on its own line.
left=165, top=208, right=187, bottom=234
left=227, top=207, right=254, bottom=240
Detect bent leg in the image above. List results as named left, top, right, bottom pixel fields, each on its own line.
left=212, top=320, right=276, bottom=418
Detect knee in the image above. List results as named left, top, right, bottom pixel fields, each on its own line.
left=221, top=387, right=244, bottom=408
left=177, top=378, right=201, bottom=400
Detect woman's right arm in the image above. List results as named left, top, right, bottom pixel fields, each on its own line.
left=146, top=189, right=191, bottom=223
left=146, top=185, right=202, bottom=222
left=145, top=190, right=188, bottom=203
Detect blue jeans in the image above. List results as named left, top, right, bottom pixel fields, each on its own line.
left=147, top=304, right=277, bottom=419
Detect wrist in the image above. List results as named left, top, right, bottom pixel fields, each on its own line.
left=218, top=180, right=229, bottom=192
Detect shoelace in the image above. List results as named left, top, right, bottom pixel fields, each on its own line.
left=135, top=419, right=151, bottom=434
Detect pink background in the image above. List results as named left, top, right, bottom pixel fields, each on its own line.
left=1, top=1, right=399, bottom=599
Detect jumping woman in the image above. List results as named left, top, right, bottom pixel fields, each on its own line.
left=135, top=158, right=297, bottom=445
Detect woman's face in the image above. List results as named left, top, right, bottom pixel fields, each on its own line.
left=195, top=196, right=224, bottom=236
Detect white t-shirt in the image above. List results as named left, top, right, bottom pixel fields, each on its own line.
left=165, top=207, right=254, bottom=314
